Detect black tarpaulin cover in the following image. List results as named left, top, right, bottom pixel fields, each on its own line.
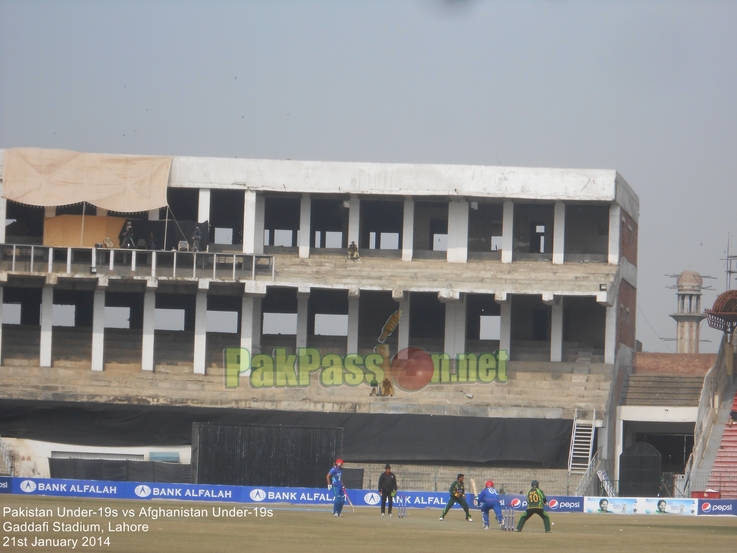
left=0, top=399, right=572, bottom=467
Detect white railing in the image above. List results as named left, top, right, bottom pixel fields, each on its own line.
left=683, top=334, right=733, bottom=496
left=575, top=450, right=601, bottom=496
left=0, top=244, right=275, bottom=282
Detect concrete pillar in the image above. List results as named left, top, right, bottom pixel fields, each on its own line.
left=553, top=202, right=565, bottom=265
left=142, top=289, right=156, bottom=371
left=40, top=286, right=53, bottom=367
left=148, top=208, right=159, bottom=221
left=243, top=191, right=265, bottom=255
left=91, top=289, right=105, bottom=371
left=347, top=295, right=359, bottom=354
left=97, top=209, right=108, bottom=217
left=348, top=195, right=360, bottom=246
left=296, top=289, right=309, bottom=349
left=299, top=194, right=311, bottom=259
left=0, top=191, right=6, bottom=243
left=498, top=294, right=512, bottom=354
left=198, top=189, right=211, bottom=223
left=604, top=303, right=617, bottom=364
left=240, top=296, right=262, bottom=356
left=397, top=296, right=410, bottom=352
left=550, top=296, right=564, bottom=362
left=0, top=287, right=4, bottom=363
left=443, top=299, right=466, bottom=358
left=608, top=205, right=621, bottom=265
left=402, top=198, right=414, bottom=262
left=502, top=201, right=514, bottom=264
left=447, top=200, right=469, bottom=264
left=45, top=207, right=56, bottom=218
left=193, top=287, right=208, bottom=375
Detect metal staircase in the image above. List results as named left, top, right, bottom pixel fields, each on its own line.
left=568, top=408, right=596, bottom=474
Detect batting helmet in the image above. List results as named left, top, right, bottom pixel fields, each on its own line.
left=486, top=480, right=494, bottom=488
left=531, top=480, right=539, bottom=488
left=335, top=458, right=344, bottom=466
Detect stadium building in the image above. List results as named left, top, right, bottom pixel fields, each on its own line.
left=0, top=148, right=734, bottom=497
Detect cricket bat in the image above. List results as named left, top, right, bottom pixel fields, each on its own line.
left=470, top=479, right=479, bottom=505
left=344, top=488, right=355, bottom=513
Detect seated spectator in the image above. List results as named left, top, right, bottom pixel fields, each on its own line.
left=348, top=241, right=359, bottom=260
left=381, top=378, right=394, bottom=397
left=727, top=410, right=737, bottom=427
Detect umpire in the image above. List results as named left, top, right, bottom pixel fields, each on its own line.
left=378, top=464, right=397, bottom=517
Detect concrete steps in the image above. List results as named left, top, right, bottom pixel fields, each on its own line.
left=620, top=374, right=703, bottom=406
left=706, top=391, right=737, bottom=499
left=0, top=358, right=613, bottom=420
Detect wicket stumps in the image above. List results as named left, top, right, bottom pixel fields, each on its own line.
left=397, top=495, right=408, bottom=518
left=502, top=506, right=515, bottom=531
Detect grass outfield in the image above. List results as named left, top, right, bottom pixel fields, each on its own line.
left=1, top=495, right=736, bottom=553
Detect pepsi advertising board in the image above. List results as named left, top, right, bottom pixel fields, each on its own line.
left=698, top=499, right=737, bottom=516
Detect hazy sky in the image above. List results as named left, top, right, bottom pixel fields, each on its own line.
left=1, top=0, right=735, bottom=353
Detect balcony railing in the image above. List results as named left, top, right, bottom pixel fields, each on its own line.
left=0, top=244, right=274, bottom=281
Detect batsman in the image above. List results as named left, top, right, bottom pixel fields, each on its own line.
left=474, top=480, right=504, bottom=529
left=326, top=458, right=346, bottom=517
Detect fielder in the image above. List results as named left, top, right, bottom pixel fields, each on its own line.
left=475, top=480, right=503, bottom=529
left=326, top=458, right=346, bottom=517
left=439, top=474, right=473, bottom=522
left=515, top=480, right=551, bottom=532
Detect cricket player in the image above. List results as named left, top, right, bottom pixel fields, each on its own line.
left=439, top=474, right=473, bottom=522
left=515, top=480, right=551, bottom=532
left=475, top=480, right=503, bottom=529
left=326, top=458, right=346, bottom=517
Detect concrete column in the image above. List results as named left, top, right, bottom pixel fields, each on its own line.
left=0, top=287, right=4, bottom=363
left=347, top=295, right=359, bottom=354
left=91, top=289, right=105, bottom=371
left=240, top=296, right=262, bottom=356
left=97, top=209, right=108, bottom=217
left=402, top=198, right=414, bottom=262
left=447, top=200, right=469, bottom=264
left=348, top=195, right=360, bottom=246
left=550, top=297, right=564, bottom=362
left=608, top=205, right=621, bottom=265
left=40, top=286, right=53, bottom=367
left=443, top=299, right=466, bottom=358
left=0, top=191, right=7, bottom=243
left=243, top=191, right=265, bottom=255
left=296, top=289, right=309, bottom=349
left=198, top=189, right=211, bottom=223
left=553, top=202, right=565, bottom=265
left=397, top=296, right=410, bottom=352
left=299, top=194, right=311, bottom=259
left=148, top=208, right=159, bottom=221
left=502, top=201, right=514, bottom=264
left=193, top=287, right=208, bottom=375
left=45, top=207, right=56, bottom=218
left=142, top=289, right=156, bottom=371
left=604, top=303, right=617, bottom=364
left=498, top=294, right=512, bottom=354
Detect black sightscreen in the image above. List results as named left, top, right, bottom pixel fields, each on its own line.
left=619, top=441, right=662, bottom=497
left=48, top=458, right=191, bottom=483
left=192, top=423, right=342, bottom=488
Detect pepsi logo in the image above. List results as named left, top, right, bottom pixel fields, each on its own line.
left=510, top=498, right=522, bottom=508
left=548, top=499, right=559, bottom=509
left=701, top=502, right=711, bottom=512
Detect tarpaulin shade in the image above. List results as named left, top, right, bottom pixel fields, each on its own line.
left=43, top=215, right=127, bottom=248
left=3, top=148, right=171, bottom=212
left=0, top=400, right=572, bottom=467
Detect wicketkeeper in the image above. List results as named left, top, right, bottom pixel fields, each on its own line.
left=515, top=480, right=551, bottom=532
